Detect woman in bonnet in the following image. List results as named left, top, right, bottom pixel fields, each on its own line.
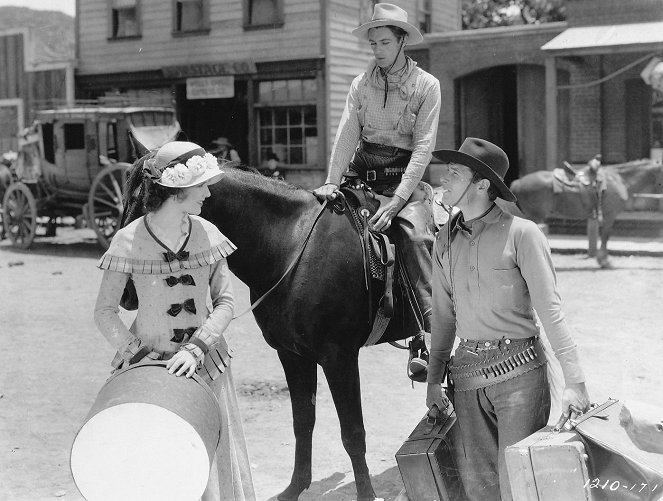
left=312, top=3, right=441, bottom=381
left=94, top=141, right=255, bottom=500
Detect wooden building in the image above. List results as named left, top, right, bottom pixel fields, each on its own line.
left=75, top=0, right=459, bottom=188
left=424, top=0, right=663, bottom=184
left=0, top=29, right=75, bottom=153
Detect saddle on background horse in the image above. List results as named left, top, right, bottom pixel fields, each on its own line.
left=331, top=175, right=424, bottom=347
left=552, top=159, right=607, bottom=219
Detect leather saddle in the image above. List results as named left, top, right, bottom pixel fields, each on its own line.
left=553, top=161, right=604, bottom=189
left=335, top=175, right=397, bottom=327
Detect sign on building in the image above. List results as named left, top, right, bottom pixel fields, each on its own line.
left=186, top=76, right=235, bottom=100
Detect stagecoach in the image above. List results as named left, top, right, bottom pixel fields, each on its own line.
left=1, top=102, right=181, bottom=249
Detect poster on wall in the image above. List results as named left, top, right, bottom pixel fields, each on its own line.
left=186, top=76, right=235, bottom=100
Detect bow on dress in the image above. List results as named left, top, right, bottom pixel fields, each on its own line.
left=163, top=250, right=190, bottom=262
left=164, top=274, right=196, bottom=287
left=171, top=326, right=197, bottom=343
left=167, top=298, right=197, bottom=317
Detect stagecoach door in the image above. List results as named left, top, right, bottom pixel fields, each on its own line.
left=53, top=119, right=99, bottom=191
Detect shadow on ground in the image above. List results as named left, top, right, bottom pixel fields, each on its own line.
left=265, top=467, right=404, bottom=501
left=0, top=228, right=103, bottom=259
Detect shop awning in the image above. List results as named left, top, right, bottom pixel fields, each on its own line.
left=542, top=21, right=663, bottom=56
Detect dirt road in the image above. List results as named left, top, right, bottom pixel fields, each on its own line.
left=1, top=228, right=661, bottom=501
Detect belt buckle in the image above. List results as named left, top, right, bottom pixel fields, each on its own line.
left=366, top=170, right=377, bottom=182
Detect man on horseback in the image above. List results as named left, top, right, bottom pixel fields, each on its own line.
left=426, top=137, right=591, bottom=501
left=313, top=3, right=441, bottom=381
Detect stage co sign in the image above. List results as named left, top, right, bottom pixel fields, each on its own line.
left=186, top=76, right=235, bottom=99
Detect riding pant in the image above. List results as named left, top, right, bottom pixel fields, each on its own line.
left=349, top=140, right=435, bottom=334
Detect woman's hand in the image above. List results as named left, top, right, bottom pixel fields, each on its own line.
left=312, top=183, right=339, bottom=201
left=369, top=195, right=407, bottom=232
left=166, top=350, right=197, bottom=378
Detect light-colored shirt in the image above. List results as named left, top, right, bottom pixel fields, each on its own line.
left=326, top=58, right=441, bottom=201
left=427, top=205, right=585, bottom=385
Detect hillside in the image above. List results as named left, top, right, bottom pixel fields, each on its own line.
left=0, top=6, right=74, bottom=64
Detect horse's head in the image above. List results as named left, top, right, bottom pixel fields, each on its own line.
left=609, top=160, right=663, bottom=194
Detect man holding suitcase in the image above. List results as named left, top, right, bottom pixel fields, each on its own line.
left=425, top=137, right=591, bottom=501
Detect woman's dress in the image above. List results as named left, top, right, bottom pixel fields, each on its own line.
left=94, top=214, right=255, bottom=501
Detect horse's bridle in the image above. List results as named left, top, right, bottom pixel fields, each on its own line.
left=232, top=199, right=329, bottom=319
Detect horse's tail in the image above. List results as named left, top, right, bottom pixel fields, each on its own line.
left=120, top=151, right=156, bottom=228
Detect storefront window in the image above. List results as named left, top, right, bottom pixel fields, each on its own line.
left=173, top=0, right=209, bottom=34
left=256, top=79, right=318, bottom=167
left=110, top=0, right=140, bottom=39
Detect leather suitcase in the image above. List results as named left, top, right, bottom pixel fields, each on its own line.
left=507, top=399, right=663, bottom=501
left=395, top=408, right=467, bottom=501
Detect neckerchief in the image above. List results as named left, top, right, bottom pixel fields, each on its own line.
left=367, top=56, right=417, bottom=104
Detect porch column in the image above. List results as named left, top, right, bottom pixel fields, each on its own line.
left=545, top=56, right=558, bottom=170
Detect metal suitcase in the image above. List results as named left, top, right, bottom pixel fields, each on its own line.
left=506, top=426, right=591, bottom=501
left=507, top=399, right=663, bottom=501
left=395, top=408, right=467, bottom=501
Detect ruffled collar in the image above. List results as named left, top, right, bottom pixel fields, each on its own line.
left=97, top=215, right=236, bottom=274
left=366, top=56, right=418, bottom=100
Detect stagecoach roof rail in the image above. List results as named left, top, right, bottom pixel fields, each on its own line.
left=32, top=98, right=176, bottom=111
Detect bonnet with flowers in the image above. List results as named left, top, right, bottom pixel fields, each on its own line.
left=143, top=141, right=224, bottom=188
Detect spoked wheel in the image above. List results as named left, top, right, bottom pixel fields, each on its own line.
left=88, top=163, right=130, bottom=249
left=2, top=182, right=37, bottom=249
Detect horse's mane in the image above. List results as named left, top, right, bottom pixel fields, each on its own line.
left=221, top=163, right=311, bottom=201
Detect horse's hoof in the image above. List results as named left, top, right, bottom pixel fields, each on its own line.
left=277, top=483, right=307, bottom=501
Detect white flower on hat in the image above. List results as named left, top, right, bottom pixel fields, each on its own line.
left=162, top=163, right=193, bottom=186
left=185, top=155, right=207, bottom=176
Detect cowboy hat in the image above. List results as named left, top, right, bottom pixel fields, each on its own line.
left=211, top=137, right=232, bottom=147
left=144, top=141, right=224, bottom=188
left=352, top=3, right=423, bottom=45
left=432, top=138, right=517, bottom=202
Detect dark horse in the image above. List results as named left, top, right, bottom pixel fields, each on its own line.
left=123, top=164, right=418, bottom=501
left=510, top=160, right=663, bottom=267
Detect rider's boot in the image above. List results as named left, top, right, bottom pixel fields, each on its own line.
left=393, top=200, right=434, bottom=382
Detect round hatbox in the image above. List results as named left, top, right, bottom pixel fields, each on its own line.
left=70, top=361, right=222, bottom=501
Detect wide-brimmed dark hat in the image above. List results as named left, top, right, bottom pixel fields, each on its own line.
left=432, top=137, right=516, bottom=202
left=352, top=3, right=423, bottom=45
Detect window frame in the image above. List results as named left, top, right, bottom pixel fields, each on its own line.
left=417, top=0, right=432, bottom=34
left=172, top=0, right=210, bottom=37
left=254, top=78, right=318, bottom=168
left=243, top=0, right=284, bottom=31
left=107, top=0, right=142, bottom=41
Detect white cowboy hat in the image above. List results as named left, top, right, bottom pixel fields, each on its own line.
left=144, top=141, right=224, bottom=188
left=352, top=3, right=423, bottom=45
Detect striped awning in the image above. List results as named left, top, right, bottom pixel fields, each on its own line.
left=542, top=21, right=663, bottom=56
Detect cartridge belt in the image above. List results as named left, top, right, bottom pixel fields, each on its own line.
left=449, top=337, right=547, bottom=391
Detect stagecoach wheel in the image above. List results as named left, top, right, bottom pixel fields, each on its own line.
left=2, top=182, right=37, bottom=249
left=88, top=163, right=130, bottom=249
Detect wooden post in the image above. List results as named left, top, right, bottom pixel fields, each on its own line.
left=587, top=218, right=599, bottom=257
left=545, top=56, right=558, bottom=171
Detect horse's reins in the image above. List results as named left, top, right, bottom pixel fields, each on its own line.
left=232, top=199, right=329, bottom=319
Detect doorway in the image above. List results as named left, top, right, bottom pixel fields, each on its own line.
left=458, top=64, right=569, bottom=182
left=175, top=79, right=249, bottom=162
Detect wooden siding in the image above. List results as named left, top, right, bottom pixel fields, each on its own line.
left=77, top=0, right=322, bottom=75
